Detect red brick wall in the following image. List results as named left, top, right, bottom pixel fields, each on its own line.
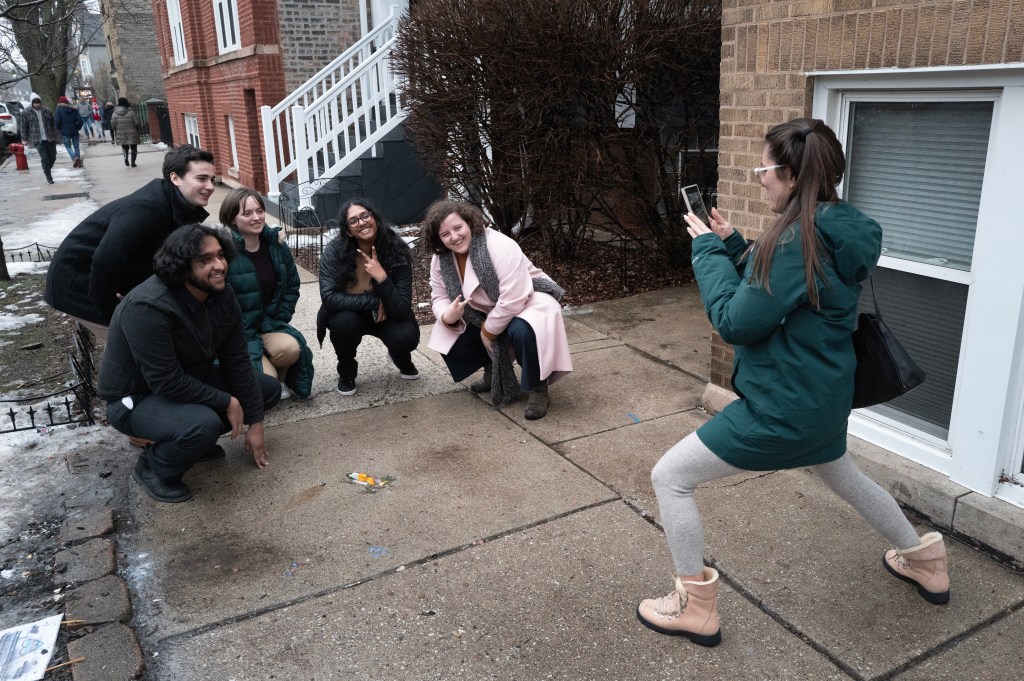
left=711, top=0, right=1021, bottom=389
left=151, top=0, right=286, bottom=193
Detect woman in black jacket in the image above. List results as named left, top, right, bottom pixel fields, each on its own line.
left=316, top=199, right=419, bottom=395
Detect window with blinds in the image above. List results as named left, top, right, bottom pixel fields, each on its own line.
left=845, top=101, right=992, bottom=271
left=843, top=99, right=994, bottom=438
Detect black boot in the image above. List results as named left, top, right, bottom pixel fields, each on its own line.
left=524, top=380, right=549, bottom=420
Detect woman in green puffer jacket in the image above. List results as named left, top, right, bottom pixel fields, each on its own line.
left=222, top=187, right=314, bottom=399
left=637, top=119, right=949, bottom=648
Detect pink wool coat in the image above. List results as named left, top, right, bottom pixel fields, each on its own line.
left=428, top=229, right=572, bottom=384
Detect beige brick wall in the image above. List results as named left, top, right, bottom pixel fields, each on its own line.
left=712, top=0, right=1021, bottom=387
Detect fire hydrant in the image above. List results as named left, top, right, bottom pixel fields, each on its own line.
left=8, top=143, right=28, bottom=171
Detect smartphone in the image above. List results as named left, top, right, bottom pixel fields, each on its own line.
left=681, top=184, right=711, bottom=226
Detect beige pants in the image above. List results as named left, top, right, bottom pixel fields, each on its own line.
left=259, top=332, right=301, bottom=380
left=70, top=316, right=109, bottom=344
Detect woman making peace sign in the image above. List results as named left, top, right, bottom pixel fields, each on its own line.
left=316, top=200, right=420, bottom=395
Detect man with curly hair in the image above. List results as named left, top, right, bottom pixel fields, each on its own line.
left=98, top=224, right=281, bottom=503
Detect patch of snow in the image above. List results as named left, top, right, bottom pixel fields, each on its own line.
left=1, top=200, right=99, bottom=249
left=0, top=312, right=43, bottom=330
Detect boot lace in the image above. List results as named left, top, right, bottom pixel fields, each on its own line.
left=652, top=588, right=688, bottom=619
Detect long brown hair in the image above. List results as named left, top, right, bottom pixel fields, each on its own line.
left=751, top=118, right=845, bottom=308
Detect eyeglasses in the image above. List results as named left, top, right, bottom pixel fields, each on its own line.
left=346, top=211, right=372, bottom=227
left=753, top=165, right=783, bottom=179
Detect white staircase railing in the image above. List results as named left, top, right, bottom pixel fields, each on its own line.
left=260, top=10, right=406, bottom=206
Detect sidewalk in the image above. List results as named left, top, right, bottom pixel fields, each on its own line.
left=2, top=143, right=1023, bottom=680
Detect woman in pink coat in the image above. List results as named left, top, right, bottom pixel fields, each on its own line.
left=424, top=200, right=572, bottom=419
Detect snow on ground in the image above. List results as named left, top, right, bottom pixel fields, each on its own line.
left=0, top=313, right=44, bottom=330
left=0, top=424, right=106, bottom=545
left=2, top=199, right=100, bottom=250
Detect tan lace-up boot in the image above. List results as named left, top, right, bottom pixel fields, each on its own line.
left=637, top=567, right=721, bottom=646
left=883, top=531, right=950, bottom=605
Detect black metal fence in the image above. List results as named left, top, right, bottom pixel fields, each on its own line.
left=0, top=325, right=97, bottom=434
left=276, top=176, right=366, bottom=274
left=4, top=241, right=60, bottom=263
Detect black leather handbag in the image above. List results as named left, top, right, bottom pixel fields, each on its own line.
left=851, top=280, right=926, bottom=409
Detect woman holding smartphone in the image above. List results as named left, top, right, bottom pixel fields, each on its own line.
left=637, top=118, right=949, bottom=647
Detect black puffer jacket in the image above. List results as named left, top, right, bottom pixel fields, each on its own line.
left=44, top=179, right=209, bottom=324
left=315, top=234, right=414, bottom=345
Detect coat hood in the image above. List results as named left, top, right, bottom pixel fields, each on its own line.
left=813, top=202, right=882, bottom=286
left=113, top=106, right=132, bottom=115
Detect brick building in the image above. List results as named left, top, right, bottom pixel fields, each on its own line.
left=715, top=0, right=1024, bottom=511
left=148, top=0, right=362, bottom=190
left=99, top=0, right=167, bottom=103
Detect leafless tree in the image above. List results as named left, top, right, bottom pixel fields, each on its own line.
left=0, top=0, right=83, bottom=104
left=393, top=0, right=721, bottom=264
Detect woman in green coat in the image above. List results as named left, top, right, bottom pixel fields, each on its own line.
left=637, top=119, right=949, bottom=647
left=222, top=187, right=314, bottom=399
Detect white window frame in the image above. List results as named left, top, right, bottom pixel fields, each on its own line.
left=184, top=113, right=200, bottom=148
left=213, top=0, right=241, bottom=54
left=811, top=65, right=1024, bottom=507
left=166, top=0, right=188, bottom=65
left=226, top=115, right=239, bottom=173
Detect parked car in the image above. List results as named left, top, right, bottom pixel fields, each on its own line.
left=0, top=102, right=19, bottom=138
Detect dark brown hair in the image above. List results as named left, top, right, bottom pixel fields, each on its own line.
left=422, top=199, right=487, bottom=254
left=219, top=187, right=265, bottom=229
left=751, top=117, right=845, bottom=308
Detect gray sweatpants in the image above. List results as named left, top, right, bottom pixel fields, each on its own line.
left=651, top=432, right=922, bottom=576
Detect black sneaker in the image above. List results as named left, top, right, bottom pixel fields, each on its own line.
left=398, top=363, right=419, bottom=380
left=337, top=377, right=357, bottom=395
left=133, top=452, right=192, bottom=503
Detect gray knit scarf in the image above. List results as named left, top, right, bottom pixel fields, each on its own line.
left=438, top=229, right=564, bottom=408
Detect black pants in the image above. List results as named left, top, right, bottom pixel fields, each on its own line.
left=122, top=144, right=137, bottom=165
left=106, top=370, right=281, bottom=482
left=326, top=309, right=420, bottom=381
left=35, top=141, right=56, bottom=179
left=442, top=318, right=542, bottom=391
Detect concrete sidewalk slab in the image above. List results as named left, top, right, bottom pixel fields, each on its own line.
left=570, top=285, right=713, bottom=381
left=153, top=503, right=848, bottom=680
left=121, top=391, right=617, bottom=638
left=695, top=467, right=1024, bottom=679
left=503, top=344, right=705, bottom=445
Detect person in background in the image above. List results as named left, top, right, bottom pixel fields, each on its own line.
left=53, top=95, right=83, bottom=167
left=110, top=97, right=141, bottom=167
left=636, top=118, right=949, bottom=648
left=76, top=97, right=93, bottom=139
left=102, top=101, right=115, bottom=142
left=99, top=224, right=281, bottom=503
left=44, top=144, right=215, bottom=341
left=222, top=187, right=314, bottom=400
left=316, top=199, right=419, bottom=396
left=19, top=96, right=59, bottom=184
left=423, top=199, right=572, bottom=420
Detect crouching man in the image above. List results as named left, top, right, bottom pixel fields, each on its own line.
left=98, top=224, right=281, bottom=503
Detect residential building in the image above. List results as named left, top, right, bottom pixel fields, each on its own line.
left=99, top=0, right=167, bottom=103
left=715, top=0, right=1024, bottom=530
left=148, top=0, right=364, bottom=189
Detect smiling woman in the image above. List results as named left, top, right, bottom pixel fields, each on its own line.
left=315, top=198, right=420, bottom=396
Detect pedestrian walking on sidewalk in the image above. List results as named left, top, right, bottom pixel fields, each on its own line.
left=110, top=97, right=141, bottom=167
left=637, top=118, right=949, bottom=648
left=102, top=101, right=114, bottom=142
left=423, top=200, right=572, bottom=420
left=53, top=96, right=83, bottom=167
left=222, top=187, right=314, bottom=400
left=317, top=199, right=420, bottom=396
left=19, top=96, right=59, bottom=184
left=76, top=98, right=94, bottom=138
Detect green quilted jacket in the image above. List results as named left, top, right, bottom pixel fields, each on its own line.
left=226, top=227, right=314, bottom=398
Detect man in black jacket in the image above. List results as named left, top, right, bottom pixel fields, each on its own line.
left=44, top=144, right=216, bottom=341
left=99, top=224, right=281, bottom=503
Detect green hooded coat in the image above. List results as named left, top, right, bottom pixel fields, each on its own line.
left=691, top=202, right=882, bottom=470
left=227, top=226, right=314, bottom=398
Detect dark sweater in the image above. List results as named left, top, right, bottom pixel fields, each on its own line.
left=98, top=275, right=264, bottom=424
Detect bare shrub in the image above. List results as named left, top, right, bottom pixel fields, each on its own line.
left=392, top=0, right=721, bottom=267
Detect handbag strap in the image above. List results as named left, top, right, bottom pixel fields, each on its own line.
left=867, top=277, right=884, bottom=320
